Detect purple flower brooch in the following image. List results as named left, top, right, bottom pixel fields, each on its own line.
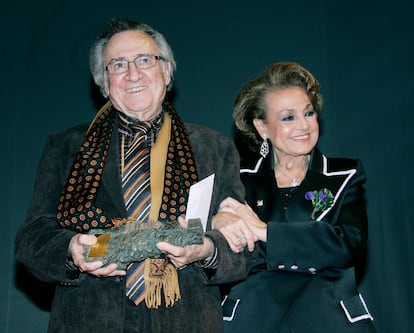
left=305, top=188, right=334, bottom=219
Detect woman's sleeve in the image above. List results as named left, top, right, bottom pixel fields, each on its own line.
left=266, top=160, right=368, bottom=275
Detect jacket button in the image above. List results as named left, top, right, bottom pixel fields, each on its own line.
left=308, top=267, right=317, bottom=274
left=277, top=264, right=285, bottom=269
left=290, top=265, right=298, bottom=270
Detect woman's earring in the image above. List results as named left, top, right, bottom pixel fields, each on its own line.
left=259, top=137, right=269, bottom=158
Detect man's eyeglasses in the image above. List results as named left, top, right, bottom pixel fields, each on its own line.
left=105, top=54, right=164, bottom=75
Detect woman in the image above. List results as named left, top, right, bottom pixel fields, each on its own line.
left=213, top=62, right=376, bottom=332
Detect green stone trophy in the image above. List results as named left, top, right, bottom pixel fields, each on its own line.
left=84, top=219, right=204, bottom=269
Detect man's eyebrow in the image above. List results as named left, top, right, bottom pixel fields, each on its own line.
left=109, top=54, right=152, bottom=62
left=108, top=56, right=127, bottom=62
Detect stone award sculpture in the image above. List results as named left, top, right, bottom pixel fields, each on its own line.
left=83, top=218, right=204, bottom=269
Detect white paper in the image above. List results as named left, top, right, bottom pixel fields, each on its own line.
left=186, top=173, right=215, bottom=232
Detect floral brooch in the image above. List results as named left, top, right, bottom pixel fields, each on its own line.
left=305, top=188, right=334, bottom=219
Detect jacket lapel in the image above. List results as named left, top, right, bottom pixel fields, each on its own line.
left=291, top=153, right=357, bottom=222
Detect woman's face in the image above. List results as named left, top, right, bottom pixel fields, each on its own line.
left=103, top=30, right=171, bottom=121
left=254, top=86, right=319, bottom=160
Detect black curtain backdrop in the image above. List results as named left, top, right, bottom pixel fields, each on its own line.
left=2, top=0, right=413, bottom=332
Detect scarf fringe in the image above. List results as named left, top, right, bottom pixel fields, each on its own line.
left=144, top=259, right=181, bottom=309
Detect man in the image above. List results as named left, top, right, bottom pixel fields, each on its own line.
left=15, top=17, right=244, bottom=333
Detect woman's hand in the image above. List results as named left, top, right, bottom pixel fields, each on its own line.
left=212, top=210, right=255, bottom=253
left=213, top=197, right=267, bottom=253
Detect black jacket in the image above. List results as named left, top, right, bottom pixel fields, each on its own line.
left=219, top=148, right=376, bottom=333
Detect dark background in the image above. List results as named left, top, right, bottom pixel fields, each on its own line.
left=2, top=0, right=413, bottom=332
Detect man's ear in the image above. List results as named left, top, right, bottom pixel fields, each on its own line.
left=103, top=72, right=110, bottom=97
left=163, top=61, right=172, bottom=87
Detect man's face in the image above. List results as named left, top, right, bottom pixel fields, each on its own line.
left=103, top=30, right=171, bottom=120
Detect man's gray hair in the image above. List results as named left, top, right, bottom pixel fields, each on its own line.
left=89, top=17, right=176, bottom=97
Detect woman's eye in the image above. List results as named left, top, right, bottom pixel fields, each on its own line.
left=281, top=115, right=294, bottom=121
left=305, top=110, right=316, bottom=117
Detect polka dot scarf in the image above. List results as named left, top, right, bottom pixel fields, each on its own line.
left=56, top=100, right=198, bottom=232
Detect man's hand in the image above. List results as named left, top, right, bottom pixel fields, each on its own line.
left=68, top=234, right=126, bottom=277
left=156, top=216, right=215, bottom=268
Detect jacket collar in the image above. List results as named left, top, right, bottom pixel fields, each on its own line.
left=244, top=148, right=357, bottom=222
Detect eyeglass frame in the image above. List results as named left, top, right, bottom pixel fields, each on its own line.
left=105, top=54, right=165, bottom=75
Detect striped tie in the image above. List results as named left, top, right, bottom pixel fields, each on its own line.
left=121, top=120, right=152, bottom=305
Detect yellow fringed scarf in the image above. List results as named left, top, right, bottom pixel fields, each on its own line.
left=56, top=100, right=198, bottom=308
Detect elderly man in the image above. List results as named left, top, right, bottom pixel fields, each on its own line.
left=15, top=17, right=244, bottom=333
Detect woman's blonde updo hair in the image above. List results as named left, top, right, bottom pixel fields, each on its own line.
left=233, top=61, right=323, bottom=151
